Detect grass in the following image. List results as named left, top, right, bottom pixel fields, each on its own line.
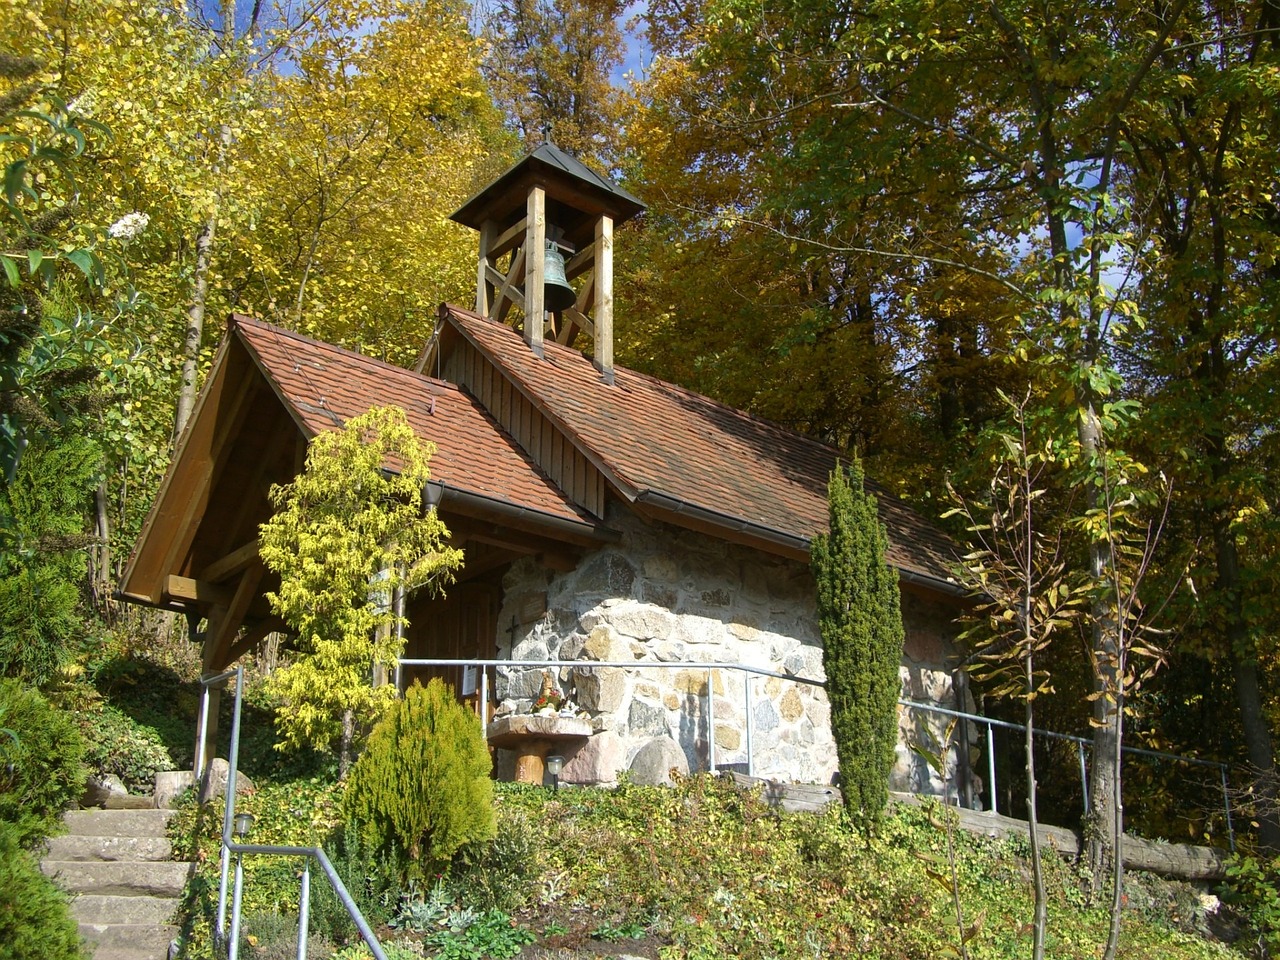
left=168, top=772, right=1242, bottom=960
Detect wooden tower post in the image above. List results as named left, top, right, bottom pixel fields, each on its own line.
left=450, top=144, right=645, bottom=382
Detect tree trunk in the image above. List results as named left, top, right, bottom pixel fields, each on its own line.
left=339, top=707, right=355, bottom=780
left=92, top=479, right=111, bottom=616
left=174, top=213, right=216, bottom=441
left=1026, top=649, right=1047, bottom=960
left=1218, top=520, right=1280, bottom=851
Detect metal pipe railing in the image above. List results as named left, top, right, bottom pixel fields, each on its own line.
left=201, top=668, right=388, bottom=960
left=897, top=697, right=1235, bottom=850
left=399, top=656, right=1235, bottom=848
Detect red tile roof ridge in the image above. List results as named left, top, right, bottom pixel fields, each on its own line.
left=230, top=313, right=456, bottom=394
left=441, top=305, right=839, bottom=457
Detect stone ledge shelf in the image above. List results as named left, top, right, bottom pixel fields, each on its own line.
left=486, top=715, right=593, bottom=784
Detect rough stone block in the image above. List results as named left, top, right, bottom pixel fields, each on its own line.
left=583, top=624, right=628, bottom=662
left=575, top=552, right=636, bottom=596
left=753, top=700, right=779, bottom=735
left=627, top=698, right=668, bottom=738
left=153, top=771, right=195, bottom=810
left=574, top=666, right=626, bottom=713
left=199, top=759, right=255, bottom=805
left=609, top=604, right=677, bottom=643
left=561, top=732, right=625, bottom=785
left=653, top=641, right=686, bottom=662
left=673, top=670, right=708, bottom=697
left=714, top=725, right=741, bottom=751
left=779, top=688, right=804, bottom=723
left=81, top=775, right=128, bottom=809
left=642, top=555, right=678, bottom=582
left=628, top=737, right=689, bottom=786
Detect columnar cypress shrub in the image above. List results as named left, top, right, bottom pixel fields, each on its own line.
left=811, top=458, right=905, bottom=829
left=343, top=678, right=494, bottom=876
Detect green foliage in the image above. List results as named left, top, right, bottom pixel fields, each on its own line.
left=344, top=678, right=495, bottom=875
left=423, top=908, right=535, bottom=960
left=0, top=678, right=85, bottom=847
left=77, top=700, right=174, bottom=792
left=259, top=405, right=463, bottom=760
left=0, top=820, right=85, bottom=960
left=171, top=769, right=1232, bottom=960
left=0, top=435, right=99, bottom=683
left=1224, top=854, right=1280, bottom=955
left=811, top=457, right=905, bottom=827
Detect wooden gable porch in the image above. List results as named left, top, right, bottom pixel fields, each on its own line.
left=118, top=317, right=615, bottom=766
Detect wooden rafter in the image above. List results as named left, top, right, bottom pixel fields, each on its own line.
left=223, top=615, right=286, bottom=666
left=201, top=558, right=265, bottom=671
left=198, top=540, right=259, bottom=583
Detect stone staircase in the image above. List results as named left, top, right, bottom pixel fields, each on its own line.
left=41, top=808, right=194, bottom=960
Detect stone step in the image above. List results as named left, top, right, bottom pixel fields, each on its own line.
left=41, top=860, right=193, bottom=897
left=78, top=922, right=177, bottom=960
left=45, top=834, right=173, bottom=863
left=63, top=808, right=176, bottom=838
left=74, top=894, right=180, bottom=927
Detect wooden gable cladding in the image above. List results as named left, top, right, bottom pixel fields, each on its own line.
left=442, top=336, right=607, bottom=520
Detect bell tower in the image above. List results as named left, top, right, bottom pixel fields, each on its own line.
left=449, top=144, right=645, bottom=382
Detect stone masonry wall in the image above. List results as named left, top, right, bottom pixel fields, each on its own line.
left=492, top=503, right=972, bottom=797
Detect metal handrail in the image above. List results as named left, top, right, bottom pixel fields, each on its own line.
left=399, top=656, right=1235, bottom=848
left=202, top=667, right=388, bottom=960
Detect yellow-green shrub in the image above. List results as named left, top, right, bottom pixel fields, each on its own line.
left=343, top=679, right=494, bottom=876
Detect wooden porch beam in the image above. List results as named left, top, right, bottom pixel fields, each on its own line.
left=198, top=540, right=259, bottom=584
left=201, top=559, right=265, bottom=671
left=166, top=575, right=232, bottom=607
left=223, top=615, right=286, bottom=666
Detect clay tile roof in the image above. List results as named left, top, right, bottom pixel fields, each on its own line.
left=443, top=306, right=961, bottom=588
left=231, top=315, right=595, bottom=530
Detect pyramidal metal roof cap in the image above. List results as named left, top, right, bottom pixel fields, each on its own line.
left=451, top=142, right=646, bottom=229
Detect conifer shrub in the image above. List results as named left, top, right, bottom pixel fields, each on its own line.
left=343, top=679, right=495, bottom=877
left=0, top=820, right=85, bottom=960
left=811, top=458, right=905, bottom=829
left=0, top=678, right=86, bottom=846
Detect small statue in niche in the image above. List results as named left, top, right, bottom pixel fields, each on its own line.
left=532, top=670, right=563, bottom=715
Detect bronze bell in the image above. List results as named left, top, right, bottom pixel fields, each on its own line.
left=542, top=241, right=577, bottom=312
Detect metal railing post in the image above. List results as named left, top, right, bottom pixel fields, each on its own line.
left=1222, top=765, right=1236, bottom=852
left=706, top=667, right=716, bottom=773
left=297, top=858, right=311, bottom=960
left=745, top=674, right=755, bottom=778
left=194, top=683, right=210, bottom=780
left=216, top=665, right=244, bottom=944
left=1078, top=742, right=1090, bottom=815
left=480, top=667, right=490, bottom=739
left=229, top=851, right=245, bottom=960
left=986, top=723, right=997, bottom=814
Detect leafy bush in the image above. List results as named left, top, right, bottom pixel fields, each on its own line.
left=0, top=436, right=100, bottom=684
left=310, top=821, right=405, bottom=943
left=0, top=820, right=85, bottom=960
left=80, top=701, right=175, bottom=792
left=449, top=806, right=538, bottom=913
left=344, top=679, right=494, bottom=876
left=53, top=677, right=177, bottom=792
left=0, top=678, right=85, bottom=846
left=1224, top=854, right=1280, bottom=954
